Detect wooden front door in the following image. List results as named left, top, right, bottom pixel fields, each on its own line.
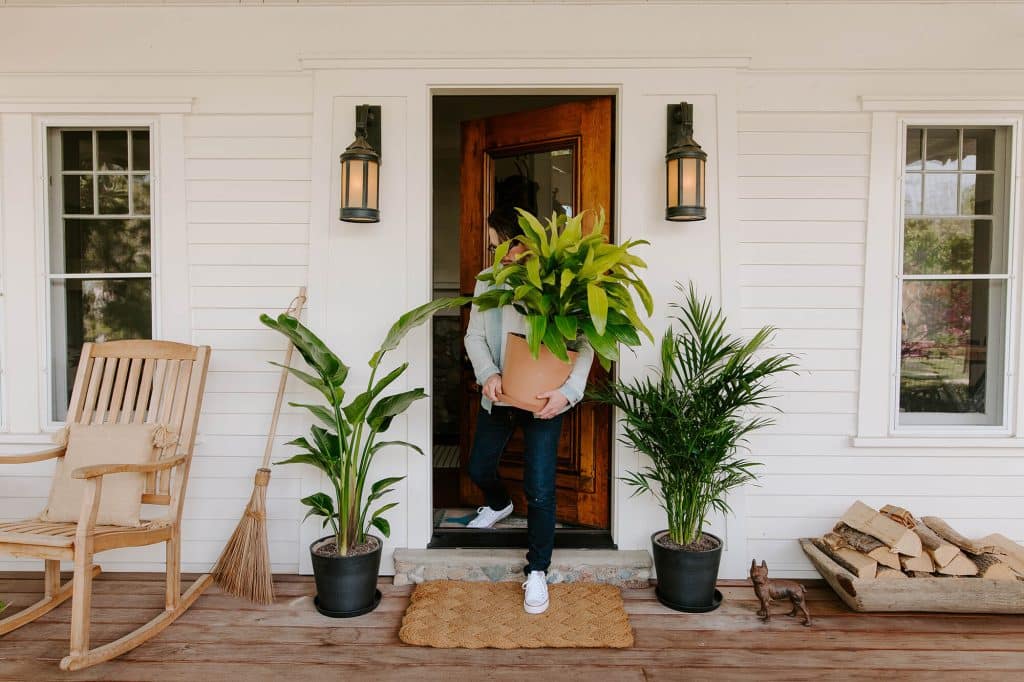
left=458, top=97, right=613, bottom=529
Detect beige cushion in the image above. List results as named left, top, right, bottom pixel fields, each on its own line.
left=39, top=423, right=167, bottom=527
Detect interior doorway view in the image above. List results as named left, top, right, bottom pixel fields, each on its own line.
left=430, top=94, right=616, bottom=549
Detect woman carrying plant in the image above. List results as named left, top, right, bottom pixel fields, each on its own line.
left=463, top=204, right=594, bottom=616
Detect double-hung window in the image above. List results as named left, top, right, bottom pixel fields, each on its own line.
left=47, top=128, right=154, bottom=421
left=897, top=126, right=1012, bottom=430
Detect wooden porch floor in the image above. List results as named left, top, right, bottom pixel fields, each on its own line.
left=1, top=572, right=1022, bottom=680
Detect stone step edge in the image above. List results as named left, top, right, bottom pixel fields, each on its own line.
left=393, top=548, right=652, bottom=588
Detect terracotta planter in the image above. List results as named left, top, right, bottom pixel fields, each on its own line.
left=500, top=332, right=577, bottom=412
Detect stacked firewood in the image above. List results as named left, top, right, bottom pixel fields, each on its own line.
left=811, top=501, right=1024, bottom=581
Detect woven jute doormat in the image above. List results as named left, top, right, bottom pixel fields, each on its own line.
left=398, top=580, right=634, bottom=648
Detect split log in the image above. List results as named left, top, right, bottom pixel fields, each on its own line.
left=935, top=551, right=979, bottom=577
left=881, top=505, right=959, bottom=567
left=900, top=552, right=935, bottom=574
left=976, top=533, right=1024, bottom=576
left=841, top=501, right=922, bottom=557
left=811, top=538, right=877, bottom=579
left=880, top=504, right=915, bottom=528
left=973, top=553, right=1019, bottom=581
left=831, top=523, right=901, bottom=570
left=875, top=567, right=909, bottom=581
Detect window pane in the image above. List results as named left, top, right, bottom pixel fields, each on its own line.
left=98, top=174, right=129, bottom=214
left=62, top=131, right=92, bottom=171
left=49, top=278, right=152, bottom=420
left=62, top=175, right=93, bottom=214
left=58, top=219, right=151, bottom=274
left=132, top=174, right=151, bottom=215
left=899, top=279, right=1005, bottom=423
left=960, top=173, right=994, bottom=216
left=903, top=218, right=1004, bottom=275
left=963, top=129, right=995, bottom=171
left=97, top=130, right=129, bottom=171
left=925, top=128, right=959, bottom=170
left=903, top=173, right=922, bottom=215
left=131, top=130, right=150, bottom=171
left=922, top=173, right=958, bottom=215
left=905, top=127, right=923, bottom=170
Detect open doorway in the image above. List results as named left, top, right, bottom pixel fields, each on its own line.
left=430, top=93, right=616, bottom=549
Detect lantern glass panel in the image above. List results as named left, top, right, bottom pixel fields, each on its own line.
left=366, top=159, right=379, bottom=211
left=340, top=160, right=349, bottom=209
left=698, top=158, right=706, bottom=207
left=347, top=159, right=366, bottom=208
left=681, top=157, right=699, bottom=207
left=666, top=158, right=679, bottom=209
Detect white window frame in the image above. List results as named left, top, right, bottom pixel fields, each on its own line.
left=894, top=124, right=1014, bottom=432
left=45, top=125, right=158, bottom=422
left=855, top=104, right=1024, bottom=447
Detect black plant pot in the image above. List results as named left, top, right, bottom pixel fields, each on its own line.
left=310, top=535, right=383, bottom=618
left=651, top=530, right=724, bottom=613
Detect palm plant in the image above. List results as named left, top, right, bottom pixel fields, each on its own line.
left=593, top=283, right=797, bottom=547
left=261, top=298, right=466, bottom=556
left=473, top=208, right=653, bottom=370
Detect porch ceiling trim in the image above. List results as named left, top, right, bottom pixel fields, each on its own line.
left=298, top=54, right=751, bottom=70
left=0, top=97, right=195, bottom=114
left=861, top=95, right=1024, bottom=112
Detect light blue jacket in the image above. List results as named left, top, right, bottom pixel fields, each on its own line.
left=464, top=274, right=595, bottom=413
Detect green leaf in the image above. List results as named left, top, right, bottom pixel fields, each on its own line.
left=371, top=297, right=470, bottom=368
left=554, top=315, right=578, bottom=341
left=582, top=319, right=619, bottom=364
left=587, top=283, right=609, bottom=336
left=299, top=492, right=335, bottom=523
left=542, top=322, right=570, bottom=363
left=289, top=402, right=336, bottom=429
left=371, top=502, right=399, bottom=519
left=492, top=240, right=511, bottom=271
left=560, top=270, right=575, bottom=296
left=343, top=362, right=408, bottom=423
left=262, top=314, right=348, bottom=385
left=275, top=453, right=332, bottom=475
left=366, top=388, right=427, bottom=431
left=525, top=256, right=542, bottom=289
left=525, top=315, right=547, bottom=358
left=269, top=362, right=338, bottom=404
left=370, top=516, right=391, bottom=538
left=370, top=440, right=425, bottom=456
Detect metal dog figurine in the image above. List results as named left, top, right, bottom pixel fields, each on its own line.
left=750, top=559, right=811, bottom=626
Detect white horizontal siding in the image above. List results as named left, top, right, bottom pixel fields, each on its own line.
left=181, top=108, right=314, bottom=575
left=738, top=109, right=1024, bottom=578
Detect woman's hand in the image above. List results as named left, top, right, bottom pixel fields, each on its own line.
left=534, top=390, right=569, bottom=419
left=482, top=373, right=503, bottom=402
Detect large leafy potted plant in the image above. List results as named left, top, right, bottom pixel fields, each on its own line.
left=593, top=284, right=796, bottom=612
left=262, top=298, right=465, bottom=617
left=473, top=208, right=653, bottom=411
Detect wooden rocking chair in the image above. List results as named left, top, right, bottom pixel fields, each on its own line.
left=0, top=340, right=211, bottom=671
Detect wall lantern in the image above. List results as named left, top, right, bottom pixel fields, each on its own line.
left=665, top=102, right=707, bottom=222
left=339, top=104, right=381, bottom=223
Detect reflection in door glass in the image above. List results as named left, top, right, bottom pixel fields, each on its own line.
left=492, top=149, right=574, bottom=221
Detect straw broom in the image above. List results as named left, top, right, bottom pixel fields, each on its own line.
left=212, top=287, right=306, bottom=604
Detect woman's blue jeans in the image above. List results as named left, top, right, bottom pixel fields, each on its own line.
left=467, top=405, right=564, bottom=576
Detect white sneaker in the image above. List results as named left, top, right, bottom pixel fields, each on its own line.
left=522, top=570, right=549, bottom=615
left=466, top=502, right=514, bottom=529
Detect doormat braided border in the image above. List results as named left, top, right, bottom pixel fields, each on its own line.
left=398, top=580, right=634, bottom=648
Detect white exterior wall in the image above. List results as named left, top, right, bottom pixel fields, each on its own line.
left=0, top=1, right=1022, bottom=578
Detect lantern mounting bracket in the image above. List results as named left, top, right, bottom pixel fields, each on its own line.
left=666, top=102, right=694, bottom=154
left=355, top=104, right=382, bottom=158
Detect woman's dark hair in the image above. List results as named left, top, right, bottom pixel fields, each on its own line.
left=488, top=172, right=539, bottom=242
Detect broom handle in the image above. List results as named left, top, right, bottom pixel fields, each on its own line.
left=260, top=287, right=308, bottom=470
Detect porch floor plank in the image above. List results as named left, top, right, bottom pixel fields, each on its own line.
left=0, top=573, right=1021, bottom=680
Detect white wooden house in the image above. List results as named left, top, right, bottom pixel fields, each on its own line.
left=0, top=0, right=1022, bottom=580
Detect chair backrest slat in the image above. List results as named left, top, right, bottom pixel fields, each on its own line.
left=93, top=358, right=118, bottom=425
left=119, top=358, right=143, bottom=424
left=66, top=341, right=211, bottom=512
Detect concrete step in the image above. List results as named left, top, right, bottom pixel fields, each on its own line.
left=393, top=548, right=652, bottom=588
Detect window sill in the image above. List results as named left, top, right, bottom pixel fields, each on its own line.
left=852, top=436, right=1024, bottom=449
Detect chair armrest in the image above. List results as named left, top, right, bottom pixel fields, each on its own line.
left=71, top=454, right=187, bottom=480
left=0, top=446, right=66, bottom=465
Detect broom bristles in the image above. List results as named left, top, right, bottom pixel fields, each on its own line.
left=212, top=469, right=274, bottom=604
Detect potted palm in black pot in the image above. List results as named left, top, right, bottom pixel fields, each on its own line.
left=593, top=284, right=796, bottom=612
left=261, top=298, right=465, bottom=617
